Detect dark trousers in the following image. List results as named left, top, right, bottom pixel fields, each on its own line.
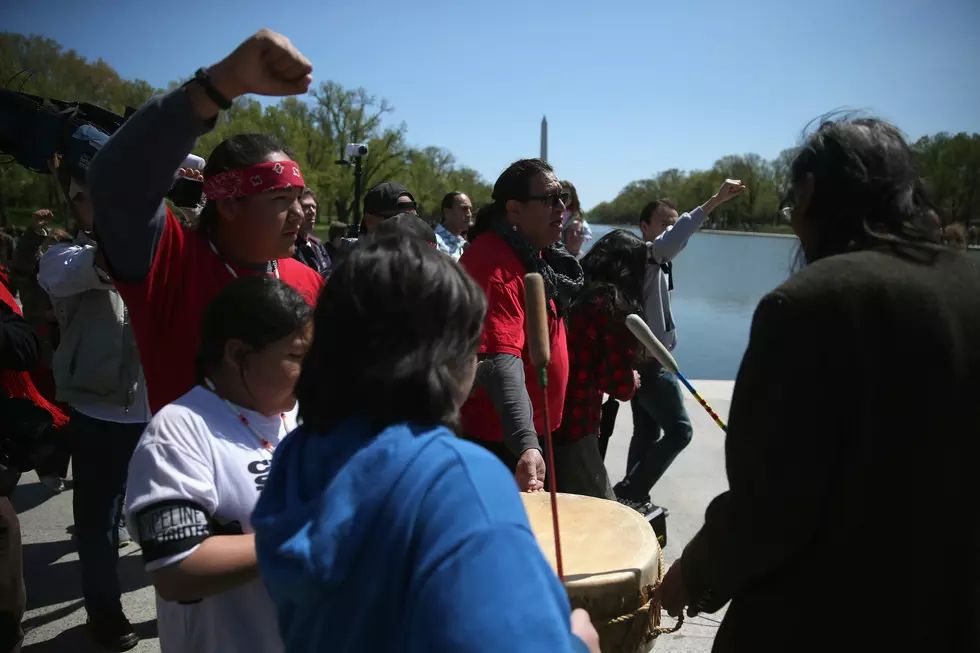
left=34, top=429, right=71, bottom=479
left=466, top=438, right=522, bottom=474
left=0, top=498, right=24, bottom=653
left=70, top=411, right=145, bottom=616
left=466, top=436, right=614, bottom=500
left=597, top=397, right=621, bottom=461
left=616, top=361, right=693, bottom=500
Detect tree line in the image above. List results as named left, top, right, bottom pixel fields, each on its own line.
left=2, top=32, right=978, bottom=234
left=0, top=32, right=492, bottom=226
left=589, top=136, right=980, bottom=233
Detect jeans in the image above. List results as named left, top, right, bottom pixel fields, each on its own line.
left=616, top=361, right=693, bottom=500
left=70, top=411, right=145, bottom=615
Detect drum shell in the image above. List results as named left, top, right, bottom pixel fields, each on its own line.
left=521, top=493, right=664, bottom=653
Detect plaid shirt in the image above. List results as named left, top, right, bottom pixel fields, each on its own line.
left=554, top=299, right=638, bottom=443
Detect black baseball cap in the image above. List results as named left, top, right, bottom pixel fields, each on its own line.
left=374, top=212, right=437, bottom=245
left=364, top=181, right=415, bottom=215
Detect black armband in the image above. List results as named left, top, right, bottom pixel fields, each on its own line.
left=135, top=499, right=213, bottom=564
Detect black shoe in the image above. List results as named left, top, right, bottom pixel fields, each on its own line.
left=87, top=609, right=139, bottom=652
left=616, top=494, right=670, bottom=519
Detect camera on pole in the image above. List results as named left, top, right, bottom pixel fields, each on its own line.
left=335, top=142, right=369, bottom=237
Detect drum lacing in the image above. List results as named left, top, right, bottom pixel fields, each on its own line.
left=604, top=547, right=684, bottom=640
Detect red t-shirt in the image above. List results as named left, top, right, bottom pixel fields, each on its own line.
left=115, top=209, right=323, bottom=414
left=459, top=232, right=569, bottom=442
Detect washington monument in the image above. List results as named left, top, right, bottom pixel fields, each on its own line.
left=540, top=115, right=548, bottom=162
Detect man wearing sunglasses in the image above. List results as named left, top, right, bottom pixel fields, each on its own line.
left=361, top=182, right=418, bottom=235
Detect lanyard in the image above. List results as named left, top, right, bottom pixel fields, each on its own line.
left=209, top=241, right=280, bottom=281
left=203, top=379, right=285, bottom=452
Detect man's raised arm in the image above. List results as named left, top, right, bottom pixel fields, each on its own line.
left=88, top=89, right=214, bottom=284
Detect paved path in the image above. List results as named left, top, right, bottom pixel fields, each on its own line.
left=13, top=381, right=733, bottom=652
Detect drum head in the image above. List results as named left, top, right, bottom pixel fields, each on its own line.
left=521, top=492, right=659, bottom=589
left=522, top=492, right=665, bottom=653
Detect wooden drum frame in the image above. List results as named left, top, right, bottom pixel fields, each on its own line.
left=521, top=492, right=680, bottom=653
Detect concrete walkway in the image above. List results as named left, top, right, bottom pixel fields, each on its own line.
left=13, top=381, right=734, bottom=652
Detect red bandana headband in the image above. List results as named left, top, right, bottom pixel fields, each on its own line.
left=203, top=160, right=306, bottom=200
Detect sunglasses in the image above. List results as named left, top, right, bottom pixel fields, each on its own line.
left=522, top=191, right=570, bottom=208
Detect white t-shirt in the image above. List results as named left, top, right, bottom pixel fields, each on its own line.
left=124, top=385, right=297, bottom=653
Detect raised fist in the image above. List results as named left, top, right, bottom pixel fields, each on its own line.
left=715, top=179, right=745, bottom=204
left=209, top=29, right=313, bottom=100
left=31, top=209, right=54, bottom=226
left=178, top=168, right=203, bottom=181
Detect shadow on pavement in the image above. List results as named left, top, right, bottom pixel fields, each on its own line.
left=9, top=482, right=60, bottom=513
left=21, top=599, right=84, bottom=633
left=22, top=618, right=157, bottom=653
left=23, top=539, right=151, bottom=611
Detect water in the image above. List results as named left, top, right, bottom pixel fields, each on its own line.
left=583, top=225, right=799, bottom=380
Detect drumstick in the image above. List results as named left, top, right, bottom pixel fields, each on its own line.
left=524, top=272, right=564, bottom=582
left=625, top=314, right=729, bottom=434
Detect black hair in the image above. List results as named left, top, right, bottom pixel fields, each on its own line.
left=788, top=114, right=942, bottom=264
left=299, top=187, right=316, bottom=201
left=195, top=275, right=313, bottom=385
left=327, top=222, right=348, bottom=241
left=573, top=229, right=647, bottom=318
left=198, top=134, right=292, bottom=236
left=639, top=198, right=677, bottom=224
left=470, top=158, right=554, bottom=240
left=297, top=237, right=487, bottom=434
left=440, top=191, right=463, bottom=222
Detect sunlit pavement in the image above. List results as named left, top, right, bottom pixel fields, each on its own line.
left=14, top=381, right=733, bottom=653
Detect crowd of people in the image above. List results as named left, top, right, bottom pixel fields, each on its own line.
left=0, top=27, right=978, bottom=653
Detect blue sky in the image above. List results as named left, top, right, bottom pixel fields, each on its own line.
left=4, top=0, right=979, bottom=210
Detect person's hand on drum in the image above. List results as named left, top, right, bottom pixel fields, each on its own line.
left=515, top=447, right=546, bottom=492
left=657, top=559, right=691, bottom=619
left=570, top=608, right=601, bottom=653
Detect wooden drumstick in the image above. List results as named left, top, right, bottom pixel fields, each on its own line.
left=625, top=314, right=729, bottom=434
left=524, top=272, right=564, bottom=582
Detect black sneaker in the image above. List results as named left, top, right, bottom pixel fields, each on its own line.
left=87, top=609, right=139, bottom=652
left=616, top=495, right=670, bottom=519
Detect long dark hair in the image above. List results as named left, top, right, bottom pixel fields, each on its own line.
left=296, top=237, right=487, bottom=434
left=198, top=134, right=292, bottom=236
left=195, top=275, right=312, bottom=385
left=573, top=229, right=647, bottom=317
left=788, top=115, right=942, bottom=265
left=469, top=158, right=554, bottom=240
left=560, top=180, right=582, bottom=217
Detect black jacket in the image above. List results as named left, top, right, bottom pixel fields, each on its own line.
left=0, top=301, right=39, bottom=373
left=682, top=248, right=980, bottom=653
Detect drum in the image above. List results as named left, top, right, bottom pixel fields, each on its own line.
left=521, top=492, right=673, bottom=653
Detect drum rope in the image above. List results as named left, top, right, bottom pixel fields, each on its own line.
left=604, top=547, right=684, bottom=640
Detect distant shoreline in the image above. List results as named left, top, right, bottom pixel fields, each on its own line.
left=594, top=224, right=979, bottom=250
left=698, top=229, right=980, bottom=250
left=698, top=229, right=795, bottom=239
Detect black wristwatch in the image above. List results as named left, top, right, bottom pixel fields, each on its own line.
left=186, top=67, right=233, bottom=110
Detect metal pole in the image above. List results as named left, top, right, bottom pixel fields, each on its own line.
left=351, top=156, right=364, bottom=238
